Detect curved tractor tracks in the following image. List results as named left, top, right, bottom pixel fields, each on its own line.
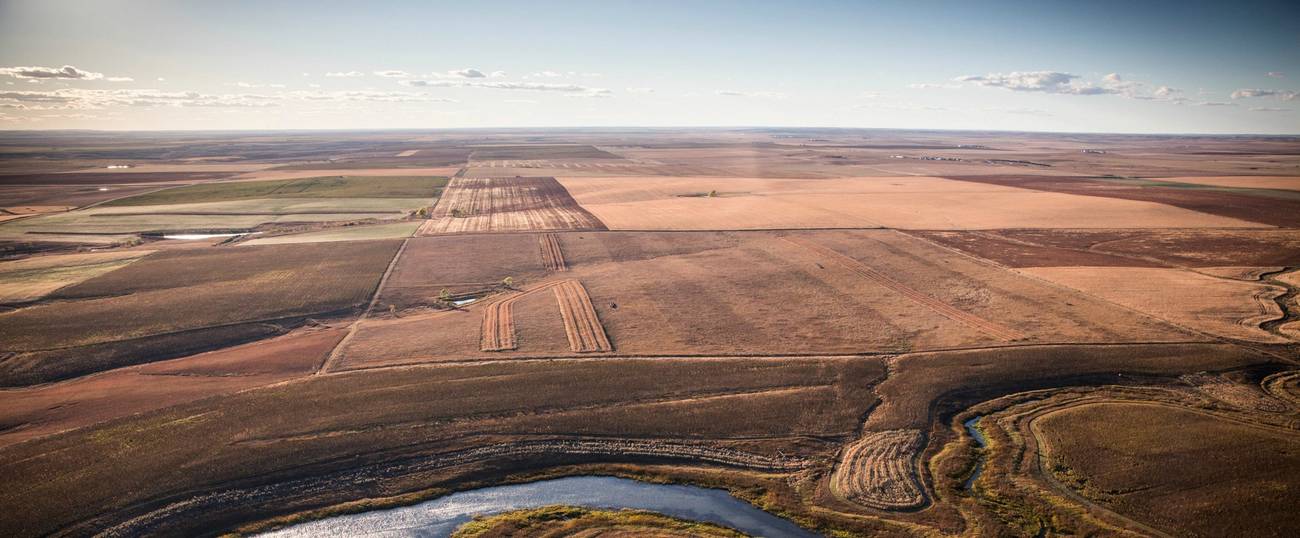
left=481, top=278, right=612, bottom=353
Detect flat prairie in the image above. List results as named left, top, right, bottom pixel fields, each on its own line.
left=1160, top=175, right=1300, bottom=191
left=337, top=230, right=1189, bottom=369
left=996, top=229, right=1300, bottom=267
left=0, top=250, right=153, bottom=303
left=1019, top=266, right=1287, bottom=342
left=558, top=176, right=1266, bottom=230
left=1034, top=402, right=1300, bottom=537
left=0, top=240, right=398, bottom=385
left=0, top=328, right=343, bottom=447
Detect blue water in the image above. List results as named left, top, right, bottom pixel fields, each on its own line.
left=259, top=476, right=819, bottom=538
left=963, top=416, right=988, bottom=490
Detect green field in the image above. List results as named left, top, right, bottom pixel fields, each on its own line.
left=103, top=176, right=448, bottom=206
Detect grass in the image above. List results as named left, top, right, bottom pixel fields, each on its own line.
left=103, top=176, right=448, bottom=206
left=451, top=505, right=749, bottom=537
left=241, top=221, right=420, bottom=245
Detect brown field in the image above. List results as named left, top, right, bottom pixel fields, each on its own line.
left=2, top=130, right=1298, bottom=537
left=0, top=171, right=234, bottom=185
left=0, top=240, right=398, bottom=385
left=995, top=228, right=1300, bottom=267
left=1161, top=175, right=1300, bottom=191
left=1019, top=266, right=1287, bottom=342
left=0, top=356, right=884, bottom=537
left=0, top=250, right=152, bottom=303
left=336, top=230, right=1189, bottom=370
left=1035, top=402, right=1300, bottom=537
left=559, top=176, right=1265, bottom=230
left=419, top=176, right=607, bottom=234
left=0, top=327, right=343, bottom=448
left=230, top=167, right=462, bottom=182
left=946, top=174, right=1300, bottom=227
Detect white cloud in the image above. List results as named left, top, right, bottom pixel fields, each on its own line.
left=908, top=83, right=960, bottom=89
left=0, top=88, right=281, bottom=109
left=1197, top=101, right=1237, bottom=107
left=156, top=77, right=166, bottom=82
left=1102, top=72, right=1123, bottom=83
left=531, top=70, right=562, bottom=78
left=450, top=68, right=486, bottom=78
left=504, top=99, right=538, bottom=104
left=0, top=65, right=104, bottom=80
left=489, top=71, right=507, bottom=78
left=1231, top=88, right=1297, bottom=101
left=1249, top=107, right=1291, bottom=112
left=955, top=71, right=1100, bottom=94
left=374, top=70, right=412, bottom=78
left=324, top=71, right=365, bottom=78
left=1266, top=72, right=1285, bottom=78
left=105, top=76, right=134, bottom=82
left=401, top=79, right=611, bottom=97
left=287, top=90, right=457, bottom=103
left=625, top=87, right=655, bottom=94
left=716, top=90, right=786, bottom=98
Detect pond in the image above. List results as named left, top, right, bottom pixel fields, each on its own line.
left=259, top=476, right=819, bottom=538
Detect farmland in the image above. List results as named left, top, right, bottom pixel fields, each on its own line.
left=0, top=129, right=1297, bottom=538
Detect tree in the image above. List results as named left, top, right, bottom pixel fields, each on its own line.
left=707, top=189, right=718, bottom=198
left=388, top=304, right=397, bottom=317
left=502, top=276, right=514, bottom=289
left=438, top=288, right=453, bottom=305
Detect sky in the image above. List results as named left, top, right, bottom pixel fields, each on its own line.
left=0, top=0, right=1298, bottom=133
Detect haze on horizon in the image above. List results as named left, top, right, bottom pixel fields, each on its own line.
left=1, top=0, right=1297, bottom=134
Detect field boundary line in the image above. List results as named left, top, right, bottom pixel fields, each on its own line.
left=317, top=237, right=409, bottom=374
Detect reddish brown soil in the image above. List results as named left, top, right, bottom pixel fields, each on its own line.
left=910, top=230, right=1162, bottom=268
left=943, top=175, right=1300, bottom=227
left=995, top=229, right=1300, bottom=267
left=553, top=280, right=612, bottom=352
left=0, top=328, right=343, bottom=447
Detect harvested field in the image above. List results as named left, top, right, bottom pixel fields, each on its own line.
left=0, top=240, right=399, bottom=385
left=0, top=250, right=152, bottom=303
left=241, top=221, right=420, bottom=245
left=0, top=328, right=343, bottom=448
left=0, top=184, right=166, bottom=209
left=0, top=356, right=883, bottom=536
left=945, top=175, right=1300, bottom=227
left=231, top=167, right=462, bottom=181
left=338, top=230, right=1189, bottom=369
left=538, top=232, right=567, bottom=271
left=911, top=230, right=1161, bottom=267
left=1019, top=266, right=1288, bottom=342
left=470, top=145, right=621, bottom=161
left=553, top=280, right=612, bottom=352
left=830, top=429, right=926, bottom=510
left=0, top=171, right=234, bottom=185
left=1034, top=402, right=1300, bottom=537
left=419, top=176, right=606, bottom=234
left=103, top=176, right=446, bottom=206
left=558, top=176, right=1265, bottom=230
left=781, top=236, right=1024, bottom=341
left=996, top=229, right=1300, bottom=267
left=1160, top=175, right=1300, bottom=191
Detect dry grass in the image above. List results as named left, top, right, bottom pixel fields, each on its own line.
left=0, top=250, right=152, bottom=303
left=830, top=429, right=926, bottom=510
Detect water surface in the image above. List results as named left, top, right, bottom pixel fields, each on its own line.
left=260, top=476, right=818, bottom=538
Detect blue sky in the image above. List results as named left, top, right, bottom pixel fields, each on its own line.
left=1, top=0, right=1297, bottom=133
